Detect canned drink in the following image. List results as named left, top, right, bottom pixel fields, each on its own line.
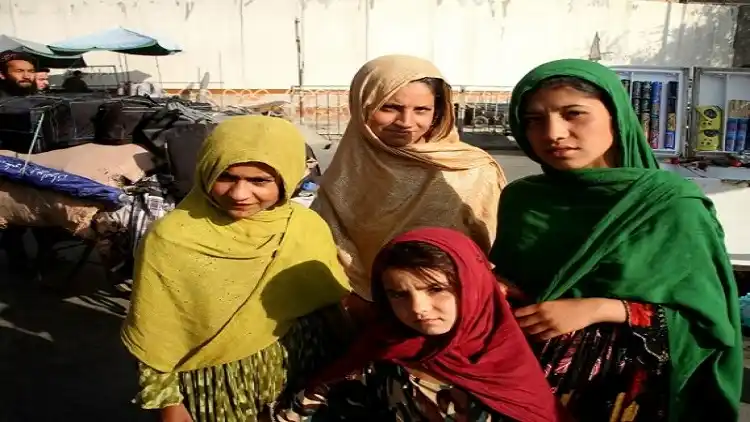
left=649, top=115, right=660, bottom=149
left=725, top=117, right=738, bottom=152
left=736, top=118, right=749, bottom=152
left=640, top=98, right=651, bottom=114
left=632, top=81, right=643, bottom=99
left=667, top=81, right=679, bottom=98
left=641, top=112, right=651, bottom=137
left=641, top=81, right=652, bottom=98
left=650, top=82, right=662, bottom=106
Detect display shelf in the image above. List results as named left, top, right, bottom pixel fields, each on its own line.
left=692, top=67, right=750, bottom=154
left=611, top=66, right=689, bottom=156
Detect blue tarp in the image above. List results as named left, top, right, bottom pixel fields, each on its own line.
left=48, top=27, right=181, bottom=56
left=0, top=155, right=123, bottom=207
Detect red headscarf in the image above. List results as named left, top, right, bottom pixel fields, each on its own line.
left=315, top=227, right=565, bottom=422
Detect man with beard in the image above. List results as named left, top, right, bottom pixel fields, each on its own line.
left=0, top=51, right=40, bottom=281
left=0, top=51, right=37, bottom=97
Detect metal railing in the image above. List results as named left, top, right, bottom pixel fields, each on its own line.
left=454, top=86, right=513, bottom=136
left=167, top=85, right=514, bottom=142
left=287, top=85, right=514, bottom=141
left=288, top=85, right=349, bottom=141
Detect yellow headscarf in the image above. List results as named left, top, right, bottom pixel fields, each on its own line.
left=313, top=55, right=506, bottom=300
left=121, top=116, right=350, bottom=373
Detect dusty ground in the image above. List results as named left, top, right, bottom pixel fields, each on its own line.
left=0, top=150, right=748, bottom=421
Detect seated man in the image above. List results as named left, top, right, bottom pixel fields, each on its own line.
left=62, top=70, right=90, bottom=93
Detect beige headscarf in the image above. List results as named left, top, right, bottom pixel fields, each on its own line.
left=312, top=54, right=506, bottom=300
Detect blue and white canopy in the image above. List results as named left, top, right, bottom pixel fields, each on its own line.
left=49, top=27, right=181, bottom=56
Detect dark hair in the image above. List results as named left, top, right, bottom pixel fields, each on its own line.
left=522, top=76, right=617, bottom=117
left=371, top=240, right=459, bottom=308
left=414, top=77, right=450, bottom=129
left=0, top=51, right=35, bottom=75
left=37, top=67, right=50, bottom=73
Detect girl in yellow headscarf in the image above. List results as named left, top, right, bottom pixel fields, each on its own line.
left=121, top=116, right=352, bottom=422
left=313, top=54, right=507, bottom=300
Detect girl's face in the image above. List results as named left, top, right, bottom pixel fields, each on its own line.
left=367, top=81, right=437, bottom=147
left=210, top=162, right=281, bottom=219
left=381, top=267, right=458, bottom=336
left=522, top=84, right=618, bottom=170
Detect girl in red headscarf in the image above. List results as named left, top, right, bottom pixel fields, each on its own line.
left=273, top=227, right=566, bottom=422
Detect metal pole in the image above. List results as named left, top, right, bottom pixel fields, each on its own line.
left=294, top=17, right=304, bottom=87
left=218, top=52, right=225, bottom=108
left=365, top=0, right=370, bottom=61
left=21, top=111, right=46, bottom=174
left=295, top=15, right=305, bottom=123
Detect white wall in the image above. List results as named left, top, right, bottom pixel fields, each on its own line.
left=0, top=0, right=738, bottom=89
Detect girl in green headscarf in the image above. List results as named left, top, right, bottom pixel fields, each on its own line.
left=489, top=59, right=742, bottom=422
left=122, top=116, right=352, bottom=422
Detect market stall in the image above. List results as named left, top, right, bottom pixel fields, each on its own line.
left=48, top=27, right=180, bottom=90
left=612, top=65, right=750, bottom=270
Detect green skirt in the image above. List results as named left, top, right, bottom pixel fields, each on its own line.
left=179, top=304, right=351, bottom=422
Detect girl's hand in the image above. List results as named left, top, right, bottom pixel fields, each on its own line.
left=494, top=275, right=528, bottom=301
left=514, top=298, right=627, bottom=341
left=161, top=404, right=193, bottom=422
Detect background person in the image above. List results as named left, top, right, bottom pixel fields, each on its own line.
left=491, top=58, right=742, bottom=422
left=0, top=50, right=36, bottom=97
left=312, top=54, right=506, bottom=300
left=35, top=67, right=50, bottom=91
left=122, top=116, right=352, bottom=422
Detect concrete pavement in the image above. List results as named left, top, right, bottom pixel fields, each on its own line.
left=0, top=150, right=747, bottom=421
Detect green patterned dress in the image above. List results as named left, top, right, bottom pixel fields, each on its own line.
left=135, top=304, right=352, bottom=422
left=272, top=363, right=512, bottom=421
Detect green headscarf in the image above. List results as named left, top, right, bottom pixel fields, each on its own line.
left=490, top=59, right=741, bottom=421
left=509, top=58, right=661, bottom=170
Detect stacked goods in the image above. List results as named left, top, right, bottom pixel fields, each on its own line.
left=0, top=144, right=157, bottom=237
left=0, top=96, right=73, bottom=153
left=639, top=82, right=652, bottom=146
left=693, top=101, right=750, bottom=153
left=0, top=143, right=156, bottom=187
left=664, top=82, right=678, bottom=150
left=619, top=76, right=681, bottom=151
left=726, top=100, right=750, bottom=152
left=648, top=82, right=662, bottom=149
left=631, top=81, right=642, bottom=118
left=694, top=106, right=723, bottom=152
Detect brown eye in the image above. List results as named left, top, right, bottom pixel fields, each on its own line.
left=387, top=291, right=406, bottom=299
left=564, top=110, right=586, bottom=120
left=250, top=178, right=273, bottom=187
left=523, top=115, right=542, bottom=124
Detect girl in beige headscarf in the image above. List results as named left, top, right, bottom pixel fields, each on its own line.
left=312, top=54, right=506, bottom=300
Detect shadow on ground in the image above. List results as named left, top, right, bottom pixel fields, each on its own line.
left=0, top=239, right=155, bottom=422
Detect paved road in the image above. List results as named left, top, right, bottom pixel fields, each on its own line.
left=0, top=151, right=747, bottom=421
